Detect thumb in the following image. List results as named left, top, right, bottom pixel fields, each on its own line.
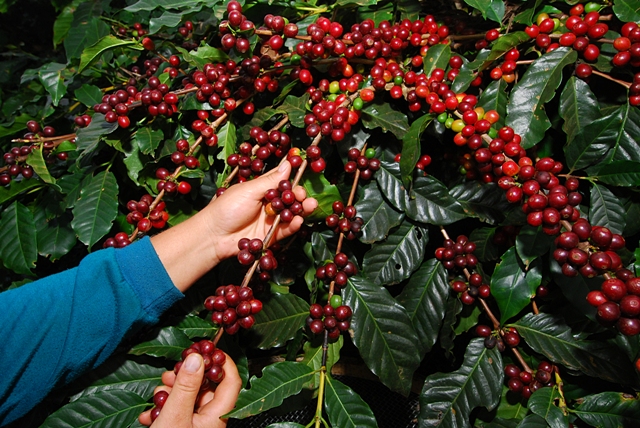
left=249, top=160, right=292, bottom=196
left=155, top=353, right=204, bottom=425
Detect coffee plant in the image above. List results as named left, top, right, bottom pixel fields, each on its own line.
left=3, top=0, right=640, bottom=426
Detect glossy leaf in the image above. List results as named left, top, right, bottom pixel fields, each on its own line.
left=478, top=79, right=508, bottom=129
left=174, top=315, right=218, bottom=339
left=149, top=10, right=185, bottom=34
left=515, top=225, right=554, bottom=268
left=450, top=182, right=509, bottom=224
left=175, top=44, right=229, bottom=70
left=400, top=114, right=434, bottom=187
left=470, top=227, right=502, bottom=262
left=559, top=76, right=601, bottom=145
left=465, top=0, right=506, bottom=22
left=79, top=35, right=142, bottom=73
left=363, top=220, right=428, bottom=286
left=26, top=146, right=56, bottom=185
left=310, top=230, right=336, bottom=265
left=71, top=359, right=164, bottom=401
left=75, top=84, right=104, bottom=108
left=422, top=44, right=451, bottom=77
left=361, top=101, right=410, bottom=139
left=64, top=4, right=109, bottom=60
left=37, top=62, right=68, bottom=106
left=396, top=259, right=450, bottom=358
left=0, top=201, right=37, bottom=275
left=506, top=48, right=578, bottom=149
left=354, top=181, right=404, bottom=244
left=601, top=103, right=640, bottom=164
left=40, top=390, right=148, bottom=428
left=511, top=313, right=639, bottom=386
left=129, top=326, right=193, bottom=360
left=301, top=336, right=342, bottom=389
left=406, top=175, right=466, bottom=225
left=250, top=293, right=309, bottom=349
left=377, top=155, right=408, bottom=212
left=574, top=391, right=640, bottom=427
left=281, top=93, right=309, bottom=128
left=516, top=414, right=548, bottom=428
left=75, top=114, right=118, bottom=155
left=613, top=0, right=640, bottom=22
left=299, top=171, right=342, bottom=221
left=550, top=253, right=599, bottom=319
left=325, top=375, right=379, bottom=428
left=484, top=32, right=531, bottom=71
left=240, top=107, right=280, bottom=140
left=344, top=275, right=420, bottom=396
left=589, top=183, right=626, bottom=235
left=37, top=219, right=77, bottom=261
left=452, top=49, right=490, bottom=93
left=439, top=297, right=463, bottom=357
left=0, top=179, right=43, bottom=206
left=419, top=338, right=503, bottom=427
left=527, top=387, right=568, bottom=428
left=71, top=171, right=118, bottom=248
left=133, top=127, right=164, bottom=155
left=592, top=160, right=640, bottom=187
left=225, top=362, right=315, bottom=419
left=491, top=247, right=542, bottom=324
left=53, top=2, right=77, bottom=46
left=126, top=0, right=206, bottom=12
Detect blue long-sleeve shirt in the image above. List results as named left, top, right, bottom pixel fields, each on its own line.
left=0, top=237, right=183, bottom=425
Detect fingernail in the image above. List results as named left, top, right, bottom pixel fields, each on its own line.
left=184, top=353, right=201, bottom=373
left=278, top=161, right=288, bottom=172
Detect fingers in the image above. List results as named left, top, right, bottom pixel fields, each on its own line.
left=199, top=353, right=242, bottom=424
left=152, top=353, right=205, bottom=426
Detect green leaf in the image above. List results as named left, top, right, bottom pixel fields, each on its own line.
left=589, top=183, right=625, bottom=235
left=343, top=275, right=421, bottom=396
left=75, top=114, right=118, bottom=155
left=79, top=35, right=142, bottom=73
left=406, top=175, right=467, bottom=225
left=149, top=10, right=186, bottom=34
left=516, top=414, right=548, bottom=428
left=176, top=44, right=229, bottom=70
left=0, top=201, right=37, bottom=275
left=216, top=120, right=237, bottom=163
left=601, top=103, right=640, bottom=164
left=528, top=387, right=568, bottom=428
left=575, top=391, right=640, bottom=428
left=26, top=146, right=57, bottom=185
left=423, top=44, right=451, bottom=77
left=75, top=84, right=104, bottom=108
left=510, top=313, right=640, bottom=387
left=613, top=0, right=640, bottom=22
left=506, top=48, right=578, bottom=149
left=279, top=93, right=309, bottom=128
left=40, top=390, right=148, bottom=428
left=483, top=32, right=531, bottom=70
left=301, top=337, right=342, bottom=389
left=396, top=259, right=450, bottom=359
left=363, top=220, right=428, bottom=286
left=37, top=219, right=77, bottom=261
left=71, top=359, right=164, bottom=401
left=71, top=171, right=118, bottom=248
left=559, top=76, right=601, bottom=146
left=450, top=182, right=509, bottom=224
left=361, top=101, right=410, bottom=139
left=175, top=315, right=218, bottom=338
left=565, top=106, right=625, bottom=172
left=465, top=0, right=506, bottom=22
left=478, top=79, right=508, bottom=129
left=470, top=227, right=501, bottom=262
left=64, top=3, right=109, bottom=60
left=225, top=362, right=315, bottom=419
left=439, top=297, right=463, bottom=357
left=0, top=179, right=43, bottom=206
left=37, top=62, right=68, bottom=106
left=299, top=171, right=343, bottom=222
left=419, top=338, right=503, bottom=428
left=550, top=254, right=599, bottom=319
left=513, top=0, right=543, bottom=25
left=515, top=225, right=554, bottom=268
left=592, top=161, right=640, bottom=187
left=126, top=0, right=206, bottom=12
left=129, top=326, right=193, bottom=360
left=491, top=247, right=542, bottom=324
left=377, top=153, right=408, bottom=212
left=354, top=181, right=404, bottom=244
left=452, top=49, right=490, bottom=93
left=53, top=2, right=78, bottom=46
left=133, top=127, right=164, bottom=155
left=325, top=375, right=379, bottom=428
left=250, top=293, right=309, bottom=349
left=400, top=114, right=434, bottom=187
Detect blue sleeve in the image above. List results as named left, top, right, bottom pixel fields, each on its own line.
left=0, top=237, right=184, bottom=425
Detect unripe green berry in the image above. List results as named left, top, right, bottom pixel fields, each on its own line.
left=330, top=295, right=342, bottom=308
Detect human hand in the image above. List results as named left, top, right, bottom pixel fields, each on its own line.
left=204, top=160, right=318, bottom=264
left=139, top=352, right=242, bottom=428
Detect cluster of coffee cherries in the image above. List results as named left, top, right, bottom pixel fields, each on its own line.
left=394, top=152, right=432, bottom=177
left=450, top=272, right=490, bottom=306
left=344, top=147, right=380, bottom=181
left=286, top=145, right=324, bottom=172
left=306, top=300, right=352, bottom=341
left=263, top=180, right=304, bottom=223
left=148, top=339, right=227, bottom=422
left=504, top=361, right=557, bottom=400
left=118, top=22, right=148, bottom=38
left=93, top=88, right=134, bottom=128
left=304, top=99, right=355, bottom=144
left=219, top=1, right=254, bottom=54
left=205, top=285, right=263, bottom=334
left=588, top=273, right=640, bottom=336
left=248, top=126, right=292, bottom=164
left=123, top=194, right=170, bottom=232
left=236, top=237, right=279, bottom=283
left=261, top=14, right=289, bottom=52
left=487, top=47, right=521, bottom=84
left=435, top=235, right=478, bottom=272
left=325, top=201, right=364, bottom=240
left=553, top=219, right=625, bottom=278
left=316, top=252, right=358, bottom=291
left=155, top=169, right=191, bottom=196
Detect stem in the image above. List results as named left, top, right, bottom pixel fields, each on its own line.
left=511, top=347, right=533, bottom=373
left=591, top=69, right=632, bottom=89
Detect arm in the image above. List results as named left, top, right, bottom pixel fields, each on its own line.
left=0, top=161, right=316, bottom=425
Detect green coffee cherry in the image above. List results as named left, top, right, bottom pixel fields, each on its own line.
left=330, top=294, right=342, bottom=308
